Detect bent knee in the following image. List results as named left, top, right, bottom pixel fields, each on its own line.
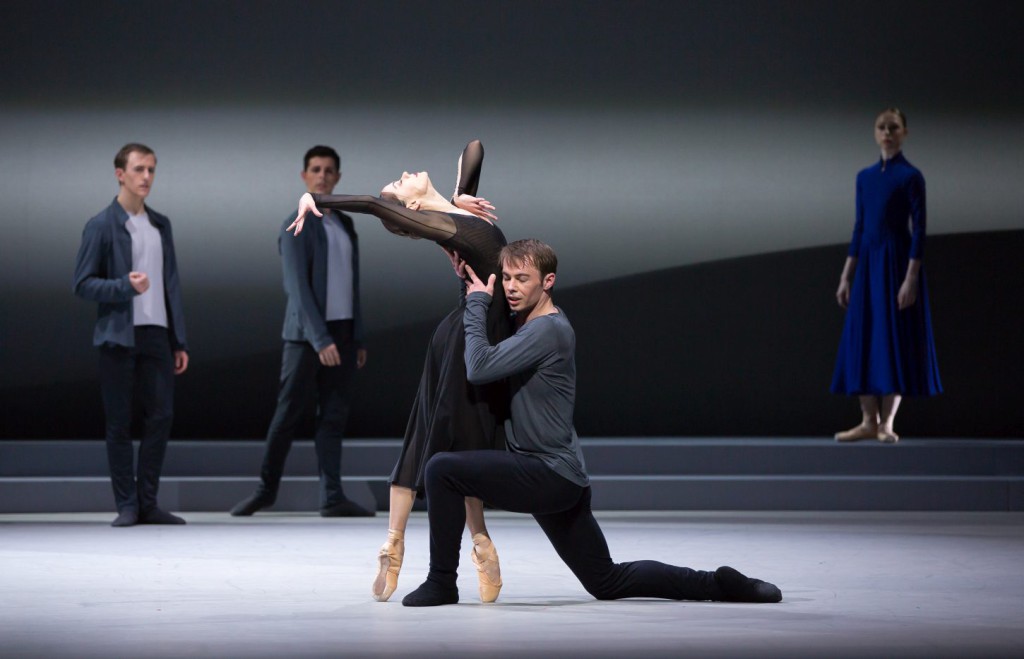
left=424, top=452, right=463, bottom=485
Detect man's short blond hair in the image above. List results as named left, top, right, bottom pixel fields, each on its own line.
left=500, top=239, right=558, bottom=278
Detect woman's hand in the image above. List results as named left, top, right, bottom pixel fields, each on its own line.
left=836, top=256, right=857, bottom=309
left=464, top=264, right=495, bottom=298
left=453, top=194, right=498, bottom=222
left=835, top=278, right=851, bottom=308
left=287, top=192, right=323, bottom=235
left=897, top=276, right=918, bottom=309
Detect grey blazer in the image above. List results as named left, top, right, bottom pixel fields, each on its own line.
left=278, top=210, right=363, bottom=352
left=73, top=198, right=188, bottom=351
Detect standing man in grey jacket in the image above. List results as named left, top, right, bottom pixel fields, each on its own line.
left=231, top=146, right=373, bottom=518
left=73, top=143, right=190, bottom=527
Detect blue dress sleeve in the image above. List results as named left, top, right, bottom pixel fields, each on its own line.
left=848, top=174, right=865, bottom=258
left=907, top=170, right=927, bottom=260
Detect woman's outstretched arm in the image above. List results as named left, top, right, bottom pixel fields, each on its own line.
left=289, top=193, right=456, bottom=243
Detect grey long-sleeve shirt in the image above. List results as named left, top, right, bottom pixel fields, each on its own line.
left=464, top=292, right=589, bottom=487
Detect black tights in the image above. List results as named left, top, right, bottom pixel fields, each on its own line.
left=423, top=450, right=721, bottom=600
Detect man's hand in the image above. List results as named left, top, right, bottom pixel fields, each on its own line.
left=356, top=348, right=367, bottom=369
left=288, top=192, right=323, bottom=236
left=174, top=350, right=189, bottom=375
left=129, top=271, right=150, bottom=294
left=464, top=264, right=495, bottom=298
left=453, top=194, right=498, bottom=222
left=441, top=247, right=467, bottom=279
left=319, top=343, right=341, bottom=367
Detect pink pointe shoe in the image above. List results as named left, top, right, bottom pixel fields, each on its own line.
left=471, top=533, right=502, bottom=603
left=372, top=529, right=404, bottom=602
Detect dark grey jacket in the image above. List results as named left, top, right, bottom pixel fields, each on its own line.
left=278, top=211, right=363, bottom=351
left=73, top=198, right=188, bottom=351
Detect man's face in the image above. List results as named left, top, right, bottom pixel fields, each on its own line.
left=301, top=156, right=341, bottom=194
left=115, top=151, right=156, bottom=200
left=502, top=258, right=555, bottom=313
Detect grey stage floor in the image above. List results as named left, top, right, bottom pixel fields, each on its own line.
left=1, top=511, right=1022, bottom=658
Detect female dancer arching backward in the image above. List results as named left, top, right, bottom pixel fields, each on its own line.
left=290, top=140, right=511, bottom=603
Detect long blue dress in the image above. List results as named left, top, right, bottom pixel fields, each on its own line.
left=831, top=152, right=942, bottom=396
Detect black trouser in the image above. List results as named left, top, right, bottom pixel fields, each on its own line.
left=423, top=450, right=720, bottom=600
left=259, top=320, right=355, bottom=508
left=98, top=326, right=175, bottom=514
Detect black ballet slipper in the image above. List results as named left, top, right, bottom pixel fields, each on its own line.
left=402, top=580, right=459, bottom=607
left=111, top=510, right=138, bottom=527
left=714, top=566, right=782, bottom=603
left=230, top=490, right=276, bottom=517
left=319, top=499, right=376, bottom=518
left=138, top=508, right=187, bottom=525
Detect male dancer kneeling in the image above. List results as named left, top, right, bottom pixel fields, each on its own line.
left=402, top=239, right=782, bottom=607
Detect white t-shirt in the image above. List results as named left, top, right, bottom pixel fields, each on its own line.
left=126, top=211, right=168, bottom=328
left=323, top=211, right=354, bottom=322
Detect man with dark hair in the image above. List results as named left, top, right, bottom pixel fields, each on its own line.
left=74, top=143, right=189, bottom=527
left=402, top=239, right=782, bottom=606
left=231, top=146, right=373, bottom=518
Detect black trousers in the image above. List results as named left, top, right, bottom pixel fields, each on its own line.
left=259, top=320, right=356, bottom=507
left=423, top=450, right=720, bottom=600
left=98, top=326, right=175, bottom=514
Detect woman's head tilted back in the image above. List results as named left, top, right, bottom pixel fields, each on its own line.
left=381, top=171, right=434, bottom=208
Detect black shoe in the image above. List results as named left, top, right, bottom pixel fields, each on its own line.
left=230, top=490, right=276, bottom=516
left=138, top=508, right=187, bottom=525
left=111, top=510, right=139, bottom=527
left=402, top=580, right=459, bottom=607
left=320, top=499, right=375, bottom=517
left=714, top=566, right=782, bottom=603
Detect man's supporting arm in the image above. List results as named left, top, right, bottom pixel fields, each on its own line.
left=463, top=292, right=554, bottom=384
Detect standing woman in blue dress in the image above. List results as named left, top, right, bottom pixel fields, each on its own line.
left=831, top=108, right=942, bottom=443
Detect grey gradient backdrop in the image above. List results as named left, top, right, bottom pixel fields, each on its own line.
left=1, top=1, right=1022, bottom=436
